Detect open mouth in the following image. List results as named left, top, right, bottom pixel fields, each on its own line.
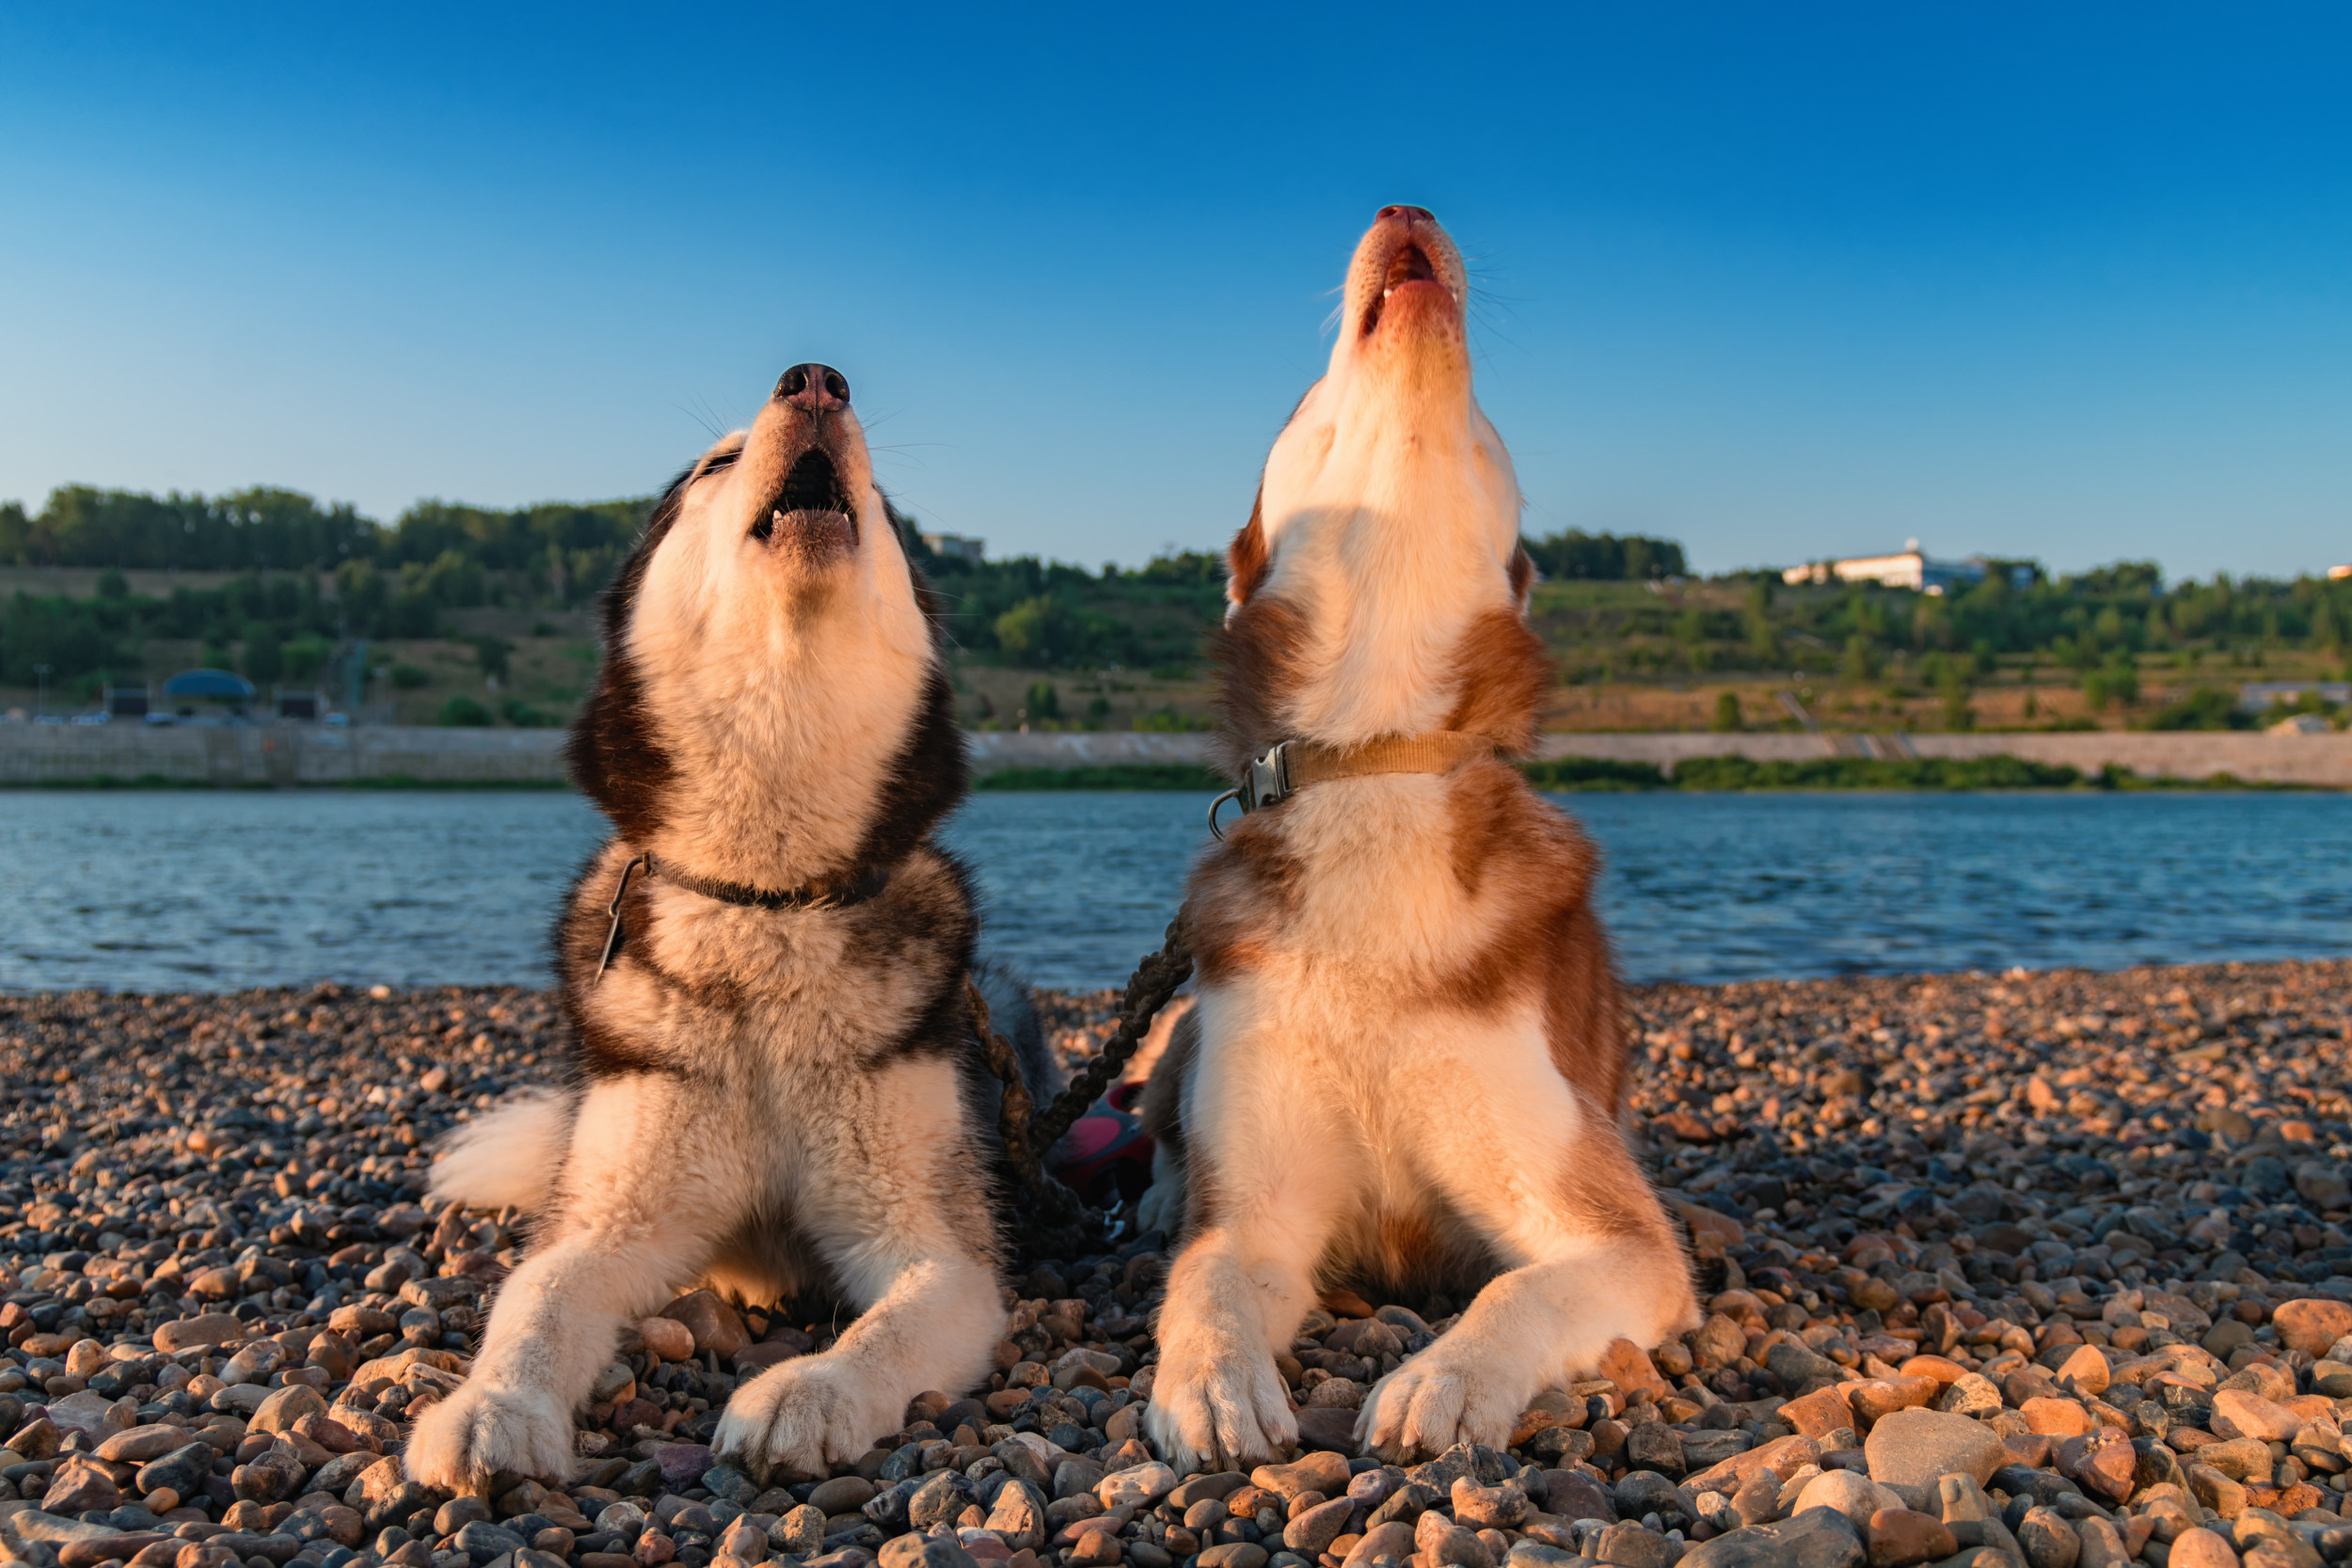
left=1359, top=242, right=1454, bottom=337
left=750, top=447, right=857, bottom=547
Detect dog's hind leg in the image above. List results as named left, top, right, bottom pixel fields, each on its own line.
left=1133, top=1005, right=1198, bottom=1241
left=715, top=1054, right=1008, bottom=1482
left=405, top=1074, right=752, bottom=1490
left=1355, top=1063, right=1698, bottom=1461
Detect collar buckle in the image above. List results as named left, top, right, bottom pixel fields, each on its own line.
left=1209, top=741, right=1294, bottom=841
left=1245, top=740, right=1294, bottom=811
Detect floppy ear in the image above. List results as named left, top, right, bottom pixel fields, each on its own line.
left=1227, top=487, right=1269, bottom=619
left=1507, top=542, right=1534, bottom=613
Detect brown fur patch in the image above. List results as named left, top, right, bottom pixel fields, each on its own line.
left=1320, top=1201, right=1500, bottom=1308
left=1184, top=823, right=1303, bottom=987
left=1506, top=543, right=1534, bottom=604
left=1211, top=594, right=1311, bottom=779
left=1426, top=771, right=1628, bottom=1119
left=1541, top=896, right=1626, bottom=1117
left=1227, top=490, right=1270, bottom=609
left=1554, top=1132, right=1675, bottom=1247
left=1441, top=607, right=1550, bottom=757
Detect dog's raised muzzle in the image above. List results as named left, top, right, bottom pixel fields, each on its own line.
left=752, top=365, right=860, bottom=549
left=776, top=363, right=850, bottom=413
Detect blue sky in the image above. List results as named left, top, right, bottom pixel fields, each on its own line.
left=2, top=4, right=2346, bottom=580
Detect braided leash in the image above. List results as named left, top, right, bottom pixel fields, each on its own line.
left=971, top=911, right=1193, bottom=1259
left=1028, top=912, right=1193, bottom=1155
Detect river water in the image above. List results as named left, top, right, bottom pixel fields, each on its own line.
left=2, top=790, right=2347, bottom=993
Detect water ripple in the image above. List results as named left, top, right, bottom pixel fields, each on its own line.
left=0, top=789, right=2345, bottom=993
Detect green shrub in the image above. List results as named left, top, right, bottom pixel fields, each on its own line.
left=975, top=763, right=1226, bottom=791
left=2142, top=688, right=2249, bottom=731
left=500, top=698, right=556, bottom=728
left=1520, top=758, right=1668, bottom=791
left=468, top=635, right=513, bottom=682
left=2083, top=656, right=2140, bottom=710
left=1710, top=692, right=1743, bottom=732
left=1670, top=755, right=2082, bottom=790
left=390, top=663, right=431, bottom=689
left=437, top=694, right=493, bottom=726
left=1021, top=681, right=1061, bottom=722
left=285, top=637, right=334, bottom=684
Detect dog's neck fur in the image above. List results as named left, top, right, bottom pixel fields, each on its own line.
left=628, top=523, right=935, bottom=889
left=1227, top=272, right=1532, bottom=763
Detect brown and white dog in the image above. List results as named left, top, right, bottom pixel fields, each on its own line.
left=405, top=364, right=1057, bottom=1489
left=1138, top=209, right=1699, bottom=1470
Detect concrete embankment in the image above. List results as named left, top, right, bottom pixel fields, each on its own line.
left=0, top=723, right=571, bottom=784
left=4, top=722, right=2350, bottom=785
left=971, top=729, right=2352, bottom=784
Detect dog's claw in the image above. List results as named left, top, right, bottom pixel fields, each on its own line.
left=1357, top=1345, right=1518, bottom=1463
left=1143, top=1342, right=1295, bottom=1476
left=716, top=1354, right=896, bottom=1484
left=405, top=1382, right=577, bottom=1490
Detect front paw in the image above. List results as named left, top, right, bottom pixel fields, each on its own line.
left=1356, top=1343, right=1522, bottom=1463
left=1144, top=1338, right=1295, bottom=1476
left=715, top=1354, right=898, bottom=1484
left=405, top=1380, right=577, bottom=1490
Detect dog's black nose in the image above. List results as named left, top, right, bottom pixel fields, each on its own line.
left=1376, top=205, right=1436, bottom=225
left=776, top=363, right=850, bottom=412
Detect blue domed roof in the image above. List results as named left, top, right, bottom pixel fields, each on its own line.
left=162, top=669, right=257, bottom=699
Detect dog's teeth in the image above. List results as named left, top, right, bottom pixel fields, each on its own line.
left=1382, top=287, right=1394, bottom=300
left=771, top=510, right=787, bottom=527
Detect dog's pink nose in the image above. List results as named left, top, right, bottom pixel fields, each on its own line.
left=776, top=363, right=850, bottom=412
left=1377, top=204, right=1436, bottom=226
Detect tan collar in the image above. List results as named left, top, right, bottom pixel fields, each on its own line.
left=1211, top=731, right=1498, bottom=838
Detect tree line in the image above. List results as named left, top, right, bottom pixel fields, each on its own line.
left=1552, top=563, right=2352, bottom=673
left=1, top=483, right=1697, bottom=689
left=0, top=485, right=654, bottom=594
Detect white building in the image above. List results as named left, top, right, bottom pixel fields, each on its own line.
left=2240, top=682, right=2352, bottom=713
left=1782, top=540, right=2031, bottom=596
left=921, top=532, right=987, bottom=563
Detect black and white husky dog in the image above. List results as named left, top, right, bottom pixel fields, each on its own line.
left=405, top=363, right=1057, bottom=1489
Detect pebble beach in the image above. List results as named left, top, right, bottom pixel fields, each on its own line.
left=3, top=961, right=2351, bottom=1568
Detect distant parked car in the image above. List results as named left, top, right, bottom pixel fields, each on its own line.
left=69, top=713, right=110, bottom=725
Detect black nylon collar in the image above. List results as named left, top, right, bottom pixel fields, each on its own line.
left=646, top=851, right=892, bottom=911
left=595, top=849, right=893, bottom=981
